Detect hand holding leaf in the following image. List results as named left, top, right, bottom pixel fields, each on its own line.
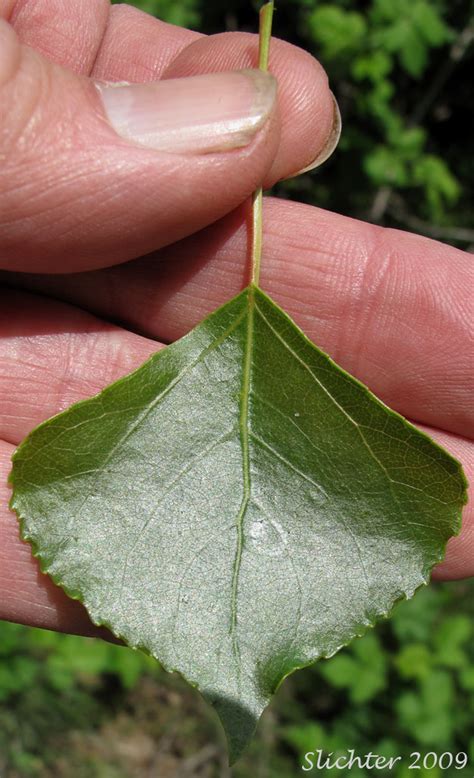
left=10, top=277, right=467, bottom=758
left=1, top=1, right=470, bottom=764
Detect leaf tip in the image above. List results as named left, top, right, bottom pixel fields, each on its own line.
left=207, top=693, right=260, bottom=765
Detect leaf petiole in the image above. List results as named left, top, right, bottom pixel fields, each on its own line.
left=251, top=1, right=275, bottom=288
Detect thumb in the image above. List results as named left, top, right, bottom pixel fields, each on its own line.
left=0, top=19, right=278, bottom=273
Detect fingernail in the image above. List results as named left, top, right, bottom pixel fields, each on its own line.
left=285, top=91, right=342, bottom=179
left=95, top=69, right=277, bottom=154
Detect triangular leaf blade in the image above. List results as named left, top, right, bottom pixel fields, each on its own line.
left=10, top=285, right=467, bottom=761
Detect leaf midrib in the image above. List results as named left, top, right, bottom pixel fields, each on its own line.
left=230, top=286, right=255, bottom=666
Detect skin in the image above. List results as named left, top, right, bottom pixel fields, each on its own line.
left=0, top=1, right=472, bottom=641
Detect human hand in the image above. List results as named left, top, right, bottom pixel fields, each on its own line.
left=0, top=2, right=472, bottom=640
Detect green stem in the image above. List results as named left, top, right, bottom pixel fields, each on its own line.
left=251, top=1, right=274, bottom=288
left=258, top=0, right=274, bottom=72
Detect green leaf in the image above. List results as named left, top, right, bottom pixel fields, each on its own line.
left=352, top=51, right=393, bottom=83
left=9, top=285, right=467, bottom=762
left=308, top=6, right=367, bottom=59
left=460, top=666, right=474, bottom=691
left=391, top=585, right=440, bottom=642
left=413, top=155, right=461, bottom=217
left=283, top=722, right=327, bottom=760
left=364, top=146, right=409, bottom=186
left=394, top=643, right=433, bottom=680
left=396, top=671, right=455, bottom=745
left=398, top=29, right=428, bottom=78
left=412, top=2, right=453, bottom=47
left=319, top=633, right=387, bottom=703
left=433, top=614, right=471, bottom=668
left=319, top=654, right=358, bottom=689
left=390, top=127, right=426, bottom=158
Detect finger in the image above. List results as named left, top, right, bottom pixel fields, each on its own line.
left=91, top=3, right=201, bottom=82
left=7, top=199, right=472, bottom=437
left=8, top=1, right=339, bottom=195
left=6, top=1, right=200, bottom=79
left=0, top=289, right=158, bottom=444
left=162, top=32, right=337, bottom=182
left=92, top=7, right=337, bottom=183
left=3, top=0, right=110, bottom=73
left=0, top=19, right=279, bottom=273
left=427, top=427, right=474, bottom=581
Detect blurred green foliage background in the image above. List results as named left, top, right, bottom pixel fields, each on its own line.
left=1, top=582, right=474, bottom=776
left=1, top=1, right=472, bottom=776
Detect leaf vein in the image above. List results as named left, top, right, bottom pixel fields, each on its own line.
left=229, top=289, right=255, bottom=670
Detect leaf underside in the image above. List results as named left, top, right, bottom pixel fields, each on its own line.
left=10, top=285, right=467, bottom=762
